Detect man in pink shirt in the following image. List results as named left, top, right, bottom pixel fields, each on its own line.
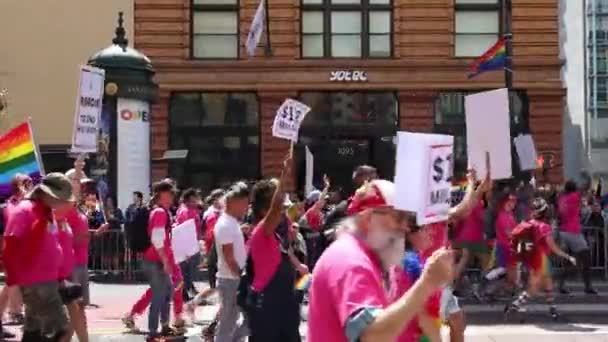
left=308, top=179, right=455, bottom=342
left=4, top=173, right=75, bottom=342
left=142, top=180, right=178, bottom=341
left=557, top=180, right=596, bottom=294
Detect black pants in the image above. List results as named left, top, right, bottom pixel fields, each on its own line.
left=559, top=249, right=593, bottom=290
left=247, top=295, right=300, bottom=342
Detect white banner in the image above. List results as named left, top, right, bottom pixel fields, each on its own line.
left=394, top=132, right=454, bottom=225
left=246, top=0, right=266, bottom=56
left=71, top=65, right=105, bottom=153
left=117, top=98, right=150, bottom=211
left=465, top=88, right=512, bottom=180
left=272, top=98, right=311, bottom=142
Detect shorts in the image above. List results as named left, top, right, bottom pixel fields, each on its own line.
left=439, top=287, right=461, bottom=322
left=21, top=282, right=69, bottom=336
left=493, top=244, right=516, bottom=268
left=58, top=281, right=83, bottom=305
left=559, top=232, right=589, bottom=253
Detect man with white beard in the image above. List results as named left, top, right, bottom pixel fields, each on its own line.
left=307, top=179, right=455, bottom=342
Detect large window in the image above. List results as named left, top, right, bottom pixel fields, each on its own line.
left=434, top=91, right=529, bottom=179
left=301, top=0, right=392, bottom=58
left=169, top=93, right=259, bottom=191
left=454, top=0, right=500, bottom=57
left=191, top=0, right=239, bottom=59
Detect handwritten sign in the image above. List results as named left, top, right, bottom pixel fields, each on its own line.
left=71, top=65, right=105, bottom=153
left=394, top=132, right=454, bottom=225
left=272, top=98, right=311, bottom=142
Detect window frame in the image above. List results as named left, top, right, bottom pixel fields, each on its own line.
left=167, top=92, right=261, bottom=190
left=453, top=0, right=502, bottom=58
left=300, top=0, right=393, bottom=59
left=190, top=0, right=241, bottom=60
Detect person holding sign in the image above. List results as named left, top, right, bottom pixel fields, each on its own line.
left=307, top=179, right=455, bottom=342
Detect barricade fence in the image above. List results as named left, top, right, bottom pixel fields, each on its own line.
left=87, top=225, right=608, bottom=282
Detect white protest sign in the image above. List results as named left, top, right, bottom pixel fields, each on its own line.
left=305, top=146, right=314, bottom=196
left=394, top=132, right=454, bottom=225
left=465, top=88, right=512, bottom=180
left=513, top=134, right=538, bottom=171
left=272, top=98, right=311, bottom=142
left=71, top=65, right=105, bottom=153
left=172, top=219, right=200, bottom=264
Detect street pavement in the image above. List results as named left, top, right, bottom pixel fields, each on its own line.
left=3, top=282, right=608, bottom=341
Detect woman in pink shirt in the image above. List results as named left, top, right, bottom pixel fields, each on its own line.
left=245, top=153, right=308, bottom=342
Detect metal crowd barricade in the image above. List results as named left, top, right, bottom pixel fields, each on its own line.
left=88, top=229, right=144, bottom=281
left=549, top=225, right=608, bottom=280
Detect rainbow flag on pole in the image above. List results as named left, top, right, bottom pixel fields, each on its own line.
left=0, top=121, right=43, bottom=197
left=468, top=37, right=507, bottom=79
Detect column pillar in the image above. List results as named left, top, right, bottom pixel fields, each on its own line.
left=151, top=90, right=171, bottom=183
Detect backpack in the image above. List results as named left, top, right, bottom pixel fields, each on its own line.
left=510, top=221, right=537, bottom=261
left=125, top=206, right=152, bottom=253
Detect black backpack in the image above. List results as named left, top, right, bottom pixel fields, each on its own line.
left=125, top=206, right=152, bottom=253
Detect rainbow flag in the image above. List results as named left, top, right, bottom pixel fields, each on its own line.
left=295, top=273, right=312, bottom=291
left=468, top=37, right=507, bottom=79
left=0, top=122, right=42, bottom=197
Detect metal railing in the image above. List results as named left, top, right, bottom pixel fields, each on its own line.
left=88, top=230, right=143, bottom=281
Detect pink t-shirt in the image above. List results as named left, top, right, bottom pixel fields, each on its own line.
left=3, top=197, right=21, bottom=236
left=176, top=205, right=202, bottom=240
left=307, top=233, right=389, bottom=342
left=204, top=210, right=221, bottom=254
left=6, top=201, right=62, bottom=286
left=66, top=208, right=89, bottom=266
left=248, top=219, right=282, bottom=292
left=454, top=201, right=484, bottom=244
left=392, top=267, right=421, bottom=342
left=558, top=192, right=581, bottom=234
left=143, top=207, right=173, bottom=263
left=57, top=220, right=75, bottom=279
left=496, top=209, right=516, bottom=247
left=422, top=222, right=448, bottom=259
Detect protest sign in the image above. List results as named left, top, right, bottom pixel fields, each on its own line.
left=465, top=88, right=512, bottom=180
left=71, top=65, right=105, bottom=153
left=394, top=132, right=454, bottom=225
left=172, top=219, right=200, bottom=264
left=272, top=98, right=311, bottom=142
left=513, top=134, right=538, bottom=171
left=305, top=146, right=314, bottom=196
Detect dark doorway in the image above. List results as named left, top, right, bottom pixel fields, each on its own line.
left=296, top=92, right=398, bottom=196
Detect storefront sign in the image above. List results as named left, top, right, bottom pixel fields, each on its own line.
left=329, top=70, right=368, bottom=82
left=116, top=98, right=150, bottom=211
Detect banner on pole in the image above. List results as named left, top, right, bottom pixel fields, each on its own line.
left=0, top=121, right=43, bottom=197
left=71, top=65, right=105, bottom=153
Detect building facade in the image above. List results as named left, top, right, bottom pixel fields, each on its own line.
left=135, top=0, right=564, bottom=193
left=0, top=0, right=133, bottom=173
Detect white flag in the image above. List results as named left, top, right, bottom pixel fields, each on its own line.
left=246, top=0, right=266, bottom=56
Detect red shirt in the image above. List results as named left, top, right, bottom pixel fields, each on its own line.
left=143, top=207, right=174, bottom=263
left=176, top=204, right=202, bottom=240
left=203, top=210, right=221, bottom=254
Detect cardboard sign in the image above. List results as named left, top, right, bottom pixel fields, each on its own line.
left=272, top=98, right=311, bottom=142
left=394, top=132, right=454, bottom=225
left=71, top=65, right=105, bottom=153
left=465, top=88, right=512, bottom=180
left=513, top=134, right=538, bottom=171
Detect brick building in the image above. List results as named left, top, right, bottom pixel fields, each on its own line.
left=135, top=0, right=563, bottom=193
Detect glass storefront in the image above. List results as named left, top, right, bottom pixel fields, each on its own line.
left=296, top=92, right=398, bottom=196
left=168, top=92, right=260, bottom=191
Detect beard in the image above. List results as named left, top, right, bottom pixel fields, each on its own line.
left=367, top=223, right=405, bottom=269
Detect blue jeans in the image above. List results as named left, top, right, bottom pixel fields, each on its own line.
left=180, top=253, right=201, bottom=299
left=142, top=260, right=173, bottom=336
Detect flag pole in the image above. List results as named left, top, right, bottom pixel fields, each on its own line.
left=502, top=0, right=513, bottom=90
left=264, top=0, right=272, bottom=56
